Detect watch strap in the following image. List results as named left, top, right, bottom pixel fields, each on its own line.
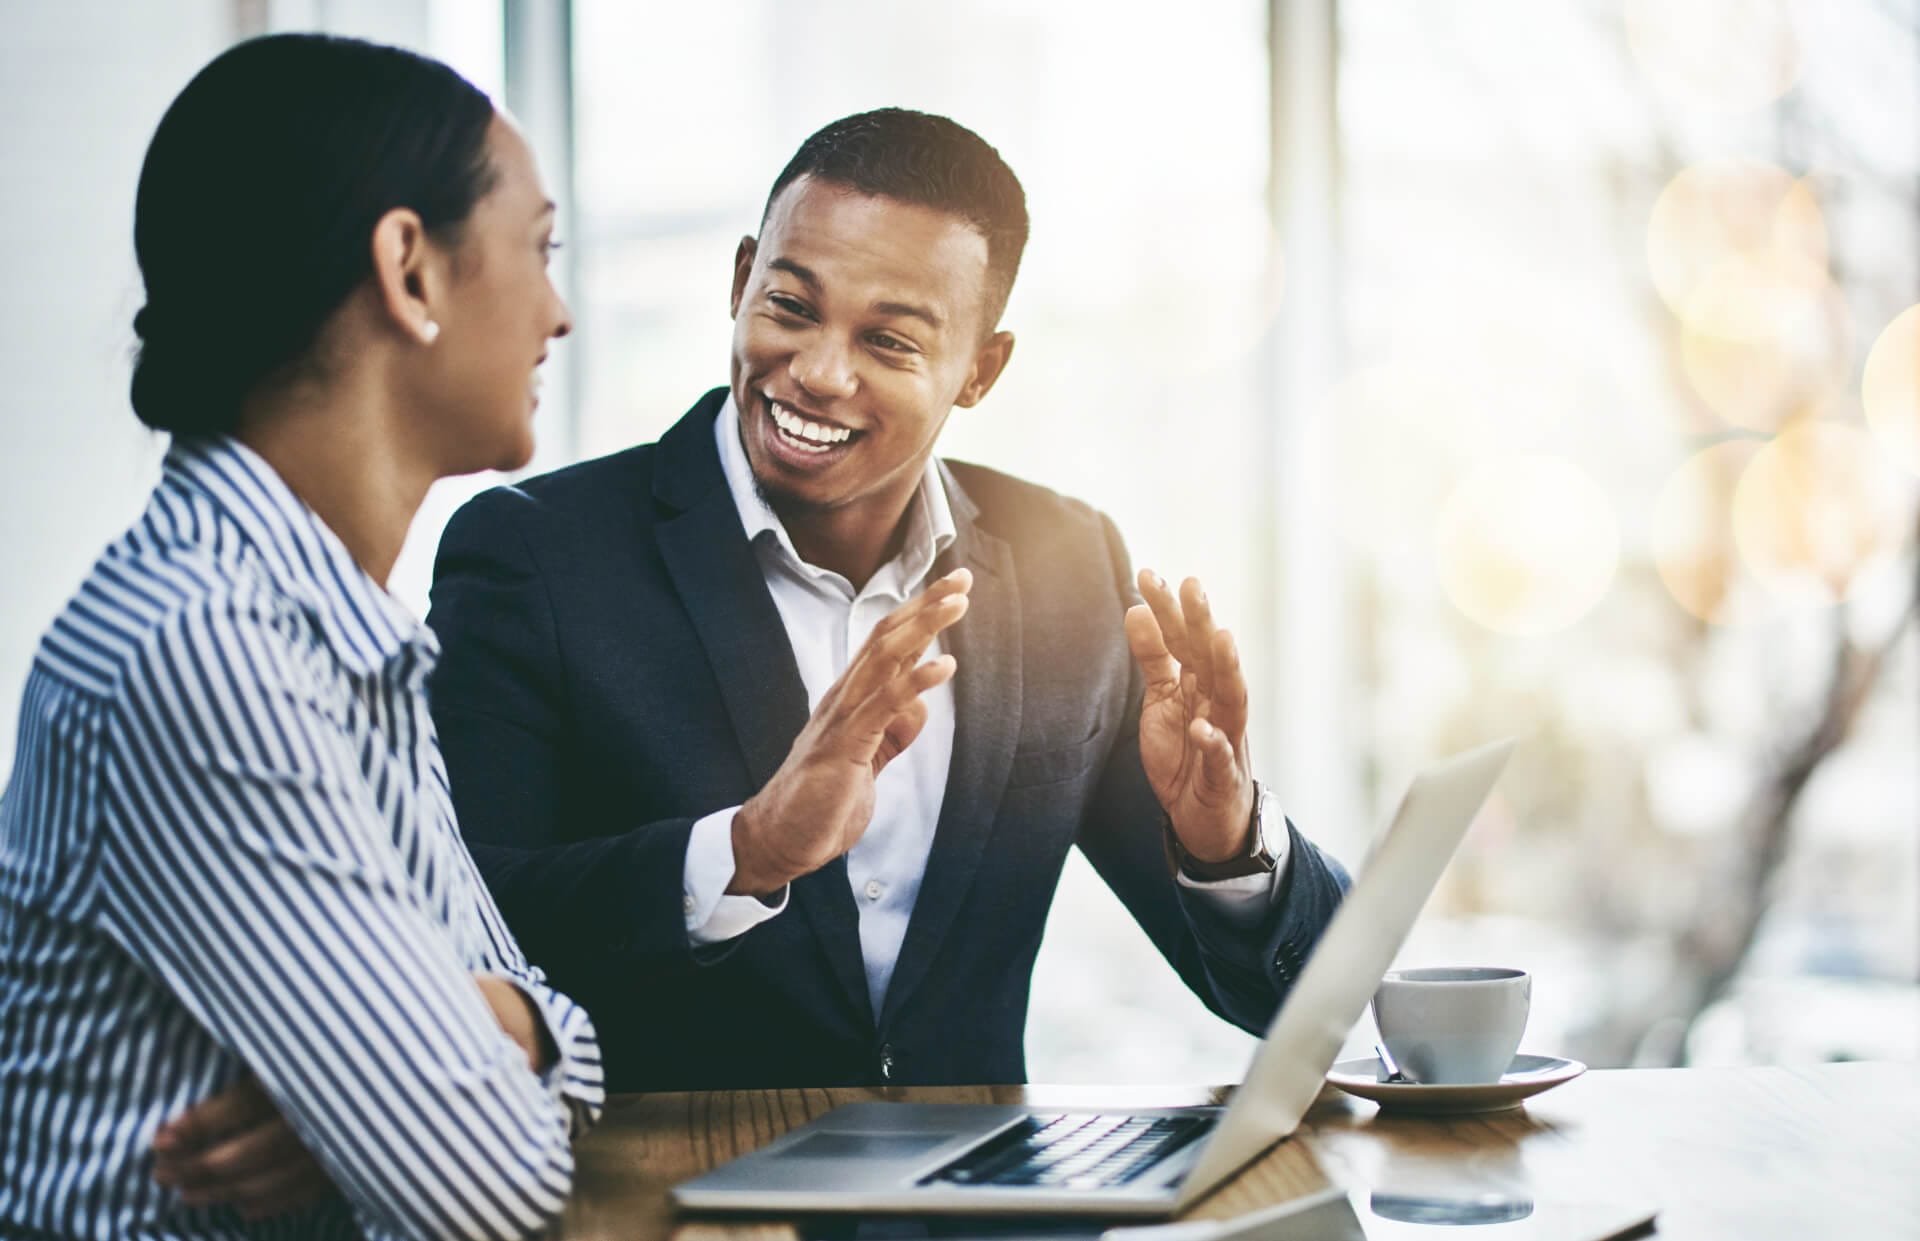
left=1163, top=782, right=1275, bottom=881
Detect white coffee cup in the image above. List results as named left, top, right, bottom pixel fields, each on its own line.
left=1372, top=966, right=1530, bottom=1085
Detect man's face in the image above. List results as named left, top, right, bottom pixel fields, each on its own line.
left=728, top=176, right=1012, bottom=519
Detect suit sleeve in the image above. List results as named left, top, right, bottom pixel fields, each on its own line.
left=1072, top=513, right=1350, bottom=1035
left=425, top=486, right=710, bottom=973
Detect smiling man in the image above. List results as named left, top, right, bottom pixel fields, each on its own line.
left=426, top=109, right=1349, bottom=1092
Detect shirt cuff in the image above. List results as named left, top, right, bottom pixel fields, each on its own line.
left=684, top=805, right=790, bottom=946
left=522, top=984, right=605, bottom=1138
left=1173, top=806, right=1294, bottom=924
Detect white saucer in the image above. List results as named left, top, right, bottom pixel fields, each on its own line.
left=1325, top=1053, right=1587, bottom=1114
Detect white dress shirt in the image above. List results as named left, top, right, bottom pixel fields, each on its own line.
left=683, top=396, right=1287, bottom=1016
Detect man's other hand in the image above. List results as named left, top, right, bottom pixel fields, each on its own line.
left=1126, top=570, right=1257, bottom=863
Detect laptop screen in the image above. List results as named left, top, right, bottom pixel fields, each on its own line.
left=1175, top=739, right=1517, bottom=1207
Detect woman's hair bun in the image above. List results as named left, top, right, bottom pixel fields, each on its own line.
left=129, top=303, right=236, bottom=435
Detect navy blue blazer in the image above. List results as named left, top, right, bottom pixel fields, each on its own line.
left=426, top=389, right=1348, bottom=1091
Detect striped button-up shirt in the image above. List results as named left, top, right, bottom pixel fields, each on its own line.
left=0, top=436, right=603, bottom=1240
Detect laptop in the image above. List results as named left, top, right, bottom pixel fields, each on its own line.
left=673, top=738, right=1517, bottom=1218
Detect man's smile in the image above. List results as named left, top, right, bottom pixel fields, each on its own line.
left=759, top=390, right=862, bottom=468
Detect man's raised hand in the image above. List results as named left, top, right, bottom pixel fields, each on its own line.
left=1125, top=570, right=1256, bottom=863
left=727, top=568, right=972, bottom=895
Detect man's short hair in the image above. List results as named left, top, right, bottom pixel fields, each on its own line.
left=763, top=108, right=1029, bottom=332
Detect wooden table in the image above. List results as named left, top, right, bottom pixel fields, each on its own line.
left=554, top=1063, right=1920, bottom=1240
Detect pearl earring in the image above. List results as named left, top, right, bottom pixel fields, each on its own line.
left=421, top=320, right=441, bottom=344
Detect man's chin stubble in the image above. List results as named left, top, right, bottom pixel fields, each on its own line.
left=752, top=472, right=831, bottom=516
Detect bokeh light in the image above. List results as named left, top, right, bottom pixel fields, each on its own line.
left=1679, top=253, right=1851, bottom=431
left=1109, top=204, right=1286, bottom=377
left=1731, top=419, right=1911, bottom=606
left=1651, top=439, right=1772, bottom=625
left=1862, top=304, right=1920, bottom=476
left=1333, top=361, right=1501, bottom=551
left=1647, top=162, right=1827, bottom=315
left=1435, top=455, right=1620, bottom=637
left=1623, top=0, right=1801, bottom=114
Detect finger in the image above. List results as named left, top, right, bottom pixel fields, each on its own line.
left=860, top=596, right=966, bottom=699
left=819, top=569, right=969, bottom=706
left=888, top=573, right=972, bottom=649
left=1123, top=605, right=1180, bottom=695
left=1207, top=627, right=1251, bottom=745
left=928, top=565, right=973, bottom=597
left=855, top=654, right=956, bottom=752
left=868, top=568, right=973, bottom=644
left=224, top=1158, right=334, bottom=1221
left=874, top=695, right=931, bottom=772
left=177, top=1147, right=322, bottom=1208
left=836, top=578, right=971, bottom=707
left=1179, top=578, right=1218, bottom=697
left=1189, top=717, right=1240, bottom=798
left=154, top=1079, right=274, bottom=1159
left=158, top=1116, right=306, bottom=1191
left=1136, top=569, right=1192, bottom=667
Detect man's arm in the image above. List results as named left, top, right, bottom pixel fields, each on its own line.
left=427, top=486, right=714, bottom=968
left=1074, top=514, right=1350, bottom=1034
left=428, top=486, right=975, bottom=964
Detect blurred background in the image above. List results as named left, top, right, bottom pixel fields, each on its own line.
left=4, top=0, right=1916, bottom=1082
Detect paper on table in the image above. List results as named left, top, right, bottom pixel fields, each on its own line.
left=1102, top=1188, right=1360, bottom=1241
left=1104, top=1186, right=1656, bottom=1241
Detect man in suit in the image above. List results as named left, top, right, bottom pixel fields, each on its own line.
left=427, top=108, right=1348, bottom=1093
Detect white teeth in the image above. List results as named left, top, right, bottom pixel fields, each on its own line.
left=769, top=399, right=853, bottom=450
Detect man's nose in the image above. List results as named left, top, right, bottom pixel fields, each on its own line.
left=790, top=335, right=857, bottom=400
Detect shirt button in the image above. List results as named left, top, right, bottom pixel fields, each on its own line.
left=683, top=893, right=697, bottom=916
left=864, top=880, right=885, bottom=901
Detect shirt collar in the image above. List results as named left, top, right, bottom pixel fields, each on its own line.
left=713, top=393, right=956, bottom=591
left=160, top=435, right=433, bottom=675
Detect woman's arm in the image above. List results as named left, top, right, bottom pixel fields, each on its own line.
left=100, top=593, right=596, bottom=1240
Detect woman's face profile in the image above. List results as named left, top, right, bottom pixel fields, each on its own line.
left=418, top=113, right=572, bottom=475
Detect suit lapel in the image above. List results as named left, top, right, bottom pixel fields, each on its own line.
left=881, top=470, right=1021, bottom=1029
left=652, top=392, right=871, bottom=1024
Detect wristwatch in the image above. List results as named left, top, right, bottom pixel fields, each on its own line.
left=1163, top=781, right=1278, bottom=881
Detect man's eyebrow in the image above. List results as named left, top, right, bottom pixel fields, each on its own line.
left=873, top=300, right=942, bottom=330
left=767, top=258, right=942, bottom=329
left=768, top=258, right=820, bottom=288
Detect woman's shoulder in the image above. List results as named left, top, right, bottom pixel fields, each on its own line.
left=36, top=503, right=309, bottom=708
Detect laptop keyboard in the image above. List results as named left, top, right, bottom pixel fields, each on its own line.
left=923, top=1112, right=1215, bottom=1191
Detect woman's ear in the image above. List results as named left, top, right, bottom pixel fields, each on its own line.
left=369, top=206, right=443, bottom=345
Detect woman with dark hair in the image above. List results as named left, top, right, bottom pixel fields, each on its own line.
left=0, top=33, right=598, bottom=1239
